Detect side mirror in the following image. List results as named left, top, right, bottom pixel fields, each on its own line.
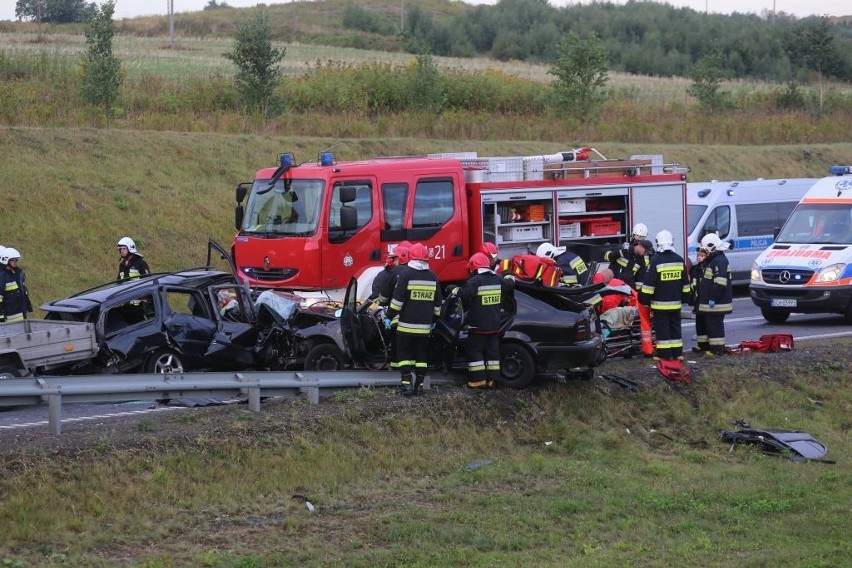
left=235, top=205, right=244, bottom=231
left=235, top=182, right=250, bottom=204
left=340, top=205, right=358, bottom=231
left=339, top=185, right=357, bottom=204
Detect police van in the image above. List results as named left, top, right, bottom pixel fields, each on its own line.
left=750, top=167, right=852, bottom=323
left=687, top=177, right=819, bottom=285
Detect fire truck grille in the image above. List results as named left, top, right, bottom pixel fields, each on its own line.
left=241, top=267, right=298, bottom=281
left=761, top=268, right=814, bottom=285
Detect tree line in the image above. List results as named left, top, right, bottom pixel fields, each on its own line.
left=353, top=0, right=852, bottom=83
left=15, top=0, right=852, bottom=84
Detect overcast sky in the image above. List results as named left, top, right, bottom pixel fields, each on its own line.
left=0, top=0, right=845, bottom=23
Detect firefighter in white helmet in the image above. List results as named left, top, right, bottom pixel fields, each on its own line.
left=604, top=222, right=650, bottom=290
left=536, top=242, right=590, bottom=286
left=536, top=242, right=601, bottom=309
left=693, top=233, right=732, bottom=355
left=639, top=230, right=690, bottom=361
left=1, top=247, right=33, bottom=323
left=116, top=237, right=150, bottom=281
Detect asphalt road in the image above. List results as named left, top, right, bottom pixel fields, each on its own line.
left=2, top=288, right=850, bottom=433
left=681, top=287, right=852, bottom=348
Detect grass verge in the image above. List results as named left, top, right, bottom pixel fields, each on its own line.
left=0, top=341, right=848, bottom=566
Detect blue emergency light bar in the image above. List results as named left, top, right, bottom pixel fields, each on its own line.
left=319, top=152, right=335, bottom=166
left=828, top=165, right=852, bottom=176
left=279, top=153, right=294, bottom=167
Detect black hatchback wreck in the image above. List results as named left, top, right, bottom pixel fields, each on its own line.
left=40, top=270, right=297, bottom=374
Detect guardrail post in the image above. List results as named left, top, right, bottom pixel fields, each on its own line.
left=47, top=393, right=63, bottom=435
left=235, top=373, right=262, bottom=412
left=296, top=372, right=320, bottom=405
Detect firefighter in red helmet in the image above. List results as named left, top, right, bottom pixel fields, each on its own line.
left=386, top=243, right=441, bottom=396
left=454, top=251, right=514, bottom=389
left=480, top=241, right=499, bottom=269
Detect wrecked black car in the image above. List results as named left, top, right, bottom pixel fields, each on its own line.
left=40, top=270, right=296, bottom=374
left=303, top=278, right=604, bottom=388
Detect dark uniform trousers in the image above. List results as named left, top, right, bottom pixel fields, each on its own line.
left=466, top=331, right=500, bottom=385
left=653, top=310, right=683, bottom=360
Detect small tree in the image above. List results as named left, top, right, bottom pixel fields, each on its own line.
left=548, top=32, right=608, bottom=120
left=407, top=53, right=445, bottom=113
left=783, top=16, right=838, bottom=112
left=223, top=10, right=285, bottom=117
left=79, top=0, right=123, bottom=116
left=687, top=49, right=727, bottom=112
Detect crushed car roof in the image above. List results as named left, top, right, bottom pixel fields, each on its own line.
left=40, top=270, right=236, bottom=314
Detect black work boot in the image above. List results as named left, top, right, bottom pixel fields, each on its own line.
left=399, top=372, right=414, bottom=395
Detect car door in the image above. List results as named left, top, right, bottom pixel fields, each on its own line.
left=339, top=277, right=366, bottom=364
left=99, top=291, right=166, bottom=366
left=161, top=287, right=218, bottom=366
left=204, top=284, right=260, bottom=369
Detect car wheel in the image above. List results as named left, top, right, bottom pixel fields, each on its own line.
left=844, top=300, right=852, bottom=325
left=497, top=343, right=535, bottom=389
left=0, top=363, right=20, bottom=380
left=304, top=343, right=345, bottom=371
left=761, top=307, right=790, bottom=324
left=145, top=348, right=184, bottom=374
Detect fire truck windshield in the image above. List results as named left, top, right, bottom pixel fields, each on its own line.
left=241, top=179, right=324, bottom=236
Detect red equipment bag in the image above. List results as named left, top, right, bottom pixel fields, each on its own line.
left=507, top=254, right=562, bottom=287
left=735, top=333, right=794, bottom=353
left=656, top=359, right=691, bottom=384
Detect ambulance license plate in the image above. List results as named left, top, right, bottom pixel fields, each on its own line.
left=771, top=298, right=797, bottom=308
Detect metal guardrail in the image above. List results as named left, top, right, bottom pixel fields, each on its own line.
left=0, top=370, right=455, bottom=434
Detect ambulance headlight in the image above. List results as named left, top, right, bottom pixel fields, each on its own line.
left=750, top=263, right=762, bottom=282
left=815, top=263, right=846, bottom=283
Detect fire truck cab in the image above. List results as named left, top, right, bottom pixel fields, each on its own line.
left=233, top=149, right=689, bottom=297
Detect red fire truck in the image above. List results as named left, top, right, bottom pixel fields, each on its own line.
left=232, top=148, right=689, bottom=296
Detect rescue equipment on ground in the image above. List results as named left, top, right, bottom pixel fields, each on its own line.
left=728, top=333, right=794, bottom=354
left=656, top=358, right=691, bottom=384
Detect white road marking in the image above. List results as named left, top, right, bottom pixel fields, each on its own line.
left=0, top=405, right=186, bottom=431
left=794, top=331, right=852, bottom=341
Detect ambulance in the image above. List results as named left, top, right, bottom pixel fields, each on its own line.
left=687, top=177, right=818, bottom=285
left=750, top=166, right=852, bottom=323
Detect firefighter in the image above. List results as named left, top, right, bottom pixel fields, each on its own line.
left=377, top=241, right=411, bottom=374
left=454, top=252, right=515, bottom=389
left=116, top=237, right=150, bottom=281
left=386, top=243, right=442, bottom=396
left=639, top=230, right=690, bottom=361
left=603, top=222, right=649, bottom=288
left=370, top=248, right=399, bottom=301
left=1, top=247, right=33, bottom=323
left=536, top=243, right=602, bottom=312
left=631, top=238, right=655, bottom=356
left=689, top=246, right=709, bottom=349
left=536, top=242, right=589, bottom=285
left=480, top=241, right=500, bottom=269
left=695, top=233, right=733, bottom=355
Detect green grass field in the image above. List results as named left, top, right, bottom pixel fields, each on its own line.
left=0, top=343, right=849, bottom=566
